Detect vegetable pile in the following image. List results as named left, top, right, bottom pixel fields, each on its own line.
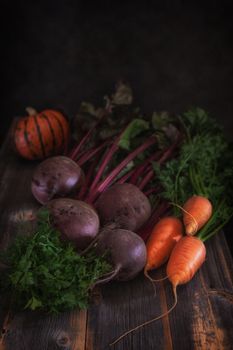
left=1, top=82, right=233, bottom=346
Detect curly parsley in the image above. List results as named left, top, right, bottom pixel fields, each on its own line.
left=0, top=211, right=111, bottom=313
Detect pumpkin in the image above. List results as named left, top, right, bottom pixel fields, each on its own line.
left=14, top=107, right=70, bottom=160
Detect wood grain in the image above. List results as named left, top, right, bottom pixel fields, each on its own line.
left=0, top=123, right=233, bottom=350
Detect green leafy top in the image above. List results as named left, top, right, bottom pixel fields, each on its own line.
left=118, top=119, right=149, bottom=151
left=153, top=108, right=233, bottom=241
left=0, top=211, right=111, bottom=313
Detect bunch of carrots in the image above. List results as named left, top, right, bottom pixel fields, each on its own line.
left=143, top=109, right=233, bottom=316
left=109, top=195, right=213, bottom=346
left=145, top=194, right=212, bottom=290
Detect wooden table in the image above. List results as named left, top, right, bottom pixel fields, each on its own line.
left=1, top=128, right=233, bottom=350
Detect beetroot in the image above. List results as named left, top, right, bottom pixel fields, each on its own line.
left=94, top=228, right=147, bottom=282
left=47, top=198, right=99, bottom=250
left=31, top=156, right=84, bottom=204
left=95, top=183, right=151, bottom=231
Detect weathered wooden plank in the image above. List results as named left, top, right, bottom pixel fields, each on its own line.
left=1, top=124, right=233, bottom=350
left=70, top=309, right=87, bottom=350
left=2, top=309, right=88, bottom=350
left=86, top=275, right=167, bottom=350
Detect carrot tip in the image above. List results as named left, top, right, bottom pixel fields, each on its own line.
left=109, top=283, right=178, bottom=347
left=144, top=269, right=168, bottom=283
left=144, top=269, right=157, bottom=296
left=185, top=223, right=197, bottom=235
left=169, top=201, right=198, bottom=235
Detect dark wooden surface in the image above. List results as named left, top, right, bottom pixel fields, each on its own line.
left=1, top=126, right=233, bottom=350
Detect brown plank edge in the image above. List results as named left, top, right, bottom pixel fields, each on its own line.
left=0, top=121, right=233, bottom=350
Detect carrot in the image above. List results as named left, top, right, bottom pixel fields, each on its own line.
left=144, top=217, right=183, bottom=282
left=166, top=235, right=206, bottom=287
left=109, top=235, right=206, bottom=347
left=182, top=195, right=212, bottom=235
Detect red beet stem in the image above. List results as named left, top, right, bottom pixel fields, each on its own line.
left=78, top=139, right=111, bottom=166
left=116, top=168, right=136, bottom=184
left=77, top=158, right=99, bottom=200
left=144, top=186, right=161, bottom=197
left=130, top=163, right=148, bottom=185
left=138, top=169, right=154, bottom=190
left=69, top=126, right=96, bottom=160
left=130, top=151, right=162, bottom=184
left=88, top=132, right=124, bottom=193
left=157, top=137, right=181, bottom=164
left=137, top=138, right=181, bottom=190
left=69, top=110, right=109, bottom=160
left=114, top=146, right=162, bottom=187
left=87, top=137, right=157, bottom=203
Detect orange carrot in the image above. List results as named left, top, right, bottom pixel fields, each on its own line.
left=109, top=235, right=206, bottom=347
left=144, top=217, right=183, bottom=281
left=182, top=195, right=212, bottom=235
left=166, top=235, right=206, bottom=288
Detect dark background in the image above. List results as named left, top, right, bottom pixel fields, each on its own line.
left=1, top=0, right=233, bottom=249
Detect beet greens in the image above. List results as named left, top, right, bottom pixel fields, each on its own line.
left=69, top=84, right=182, bottom=238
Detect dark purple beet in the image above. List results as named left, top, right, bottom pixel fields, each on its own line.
left=95, top=228, right=147, bottom=282
left=31, top=156, right=84, bottom=204
left=95, top=183, right=151, bottom=231
left=47, top=198, right=99, bottom=250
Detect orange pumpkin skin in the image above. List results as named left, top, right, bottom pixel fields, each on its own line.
left=14, top=109, right=70, bottom=160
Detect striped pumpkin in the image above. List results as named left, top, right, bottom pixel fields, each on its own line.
left=14, top=107, right=70, bottom=160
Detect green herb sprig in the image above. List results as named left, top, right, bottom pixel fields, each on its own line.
left=0, top=211, right=111, bottom=313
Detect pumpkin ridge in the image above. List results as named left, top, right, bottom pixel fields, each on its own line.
left=23, top=118, right=37, bottom=158
left=41, top=113, right=57, bottom=153
left=51, top=111, right=65, bottom=151
left=33, top=115, right=46, bottom=158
